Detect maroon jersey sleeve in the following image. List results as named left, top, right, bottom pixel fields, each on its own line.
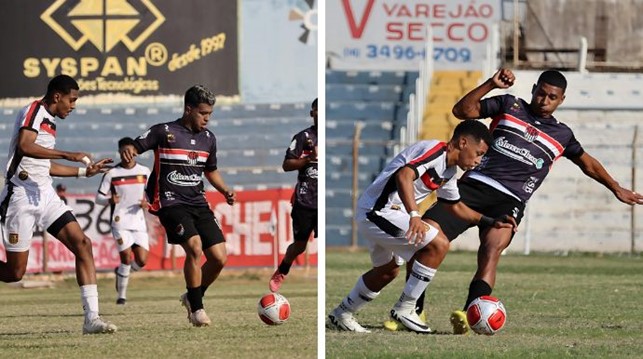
left=133, top=124, right=163, bottom=154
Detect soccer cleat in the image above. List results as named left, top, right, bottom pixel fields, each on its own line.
left=189, top=309, right=212, bottom=327
left=326, top=308, right=370, bottom=333
left=116, top=298, right=127, bottom=305
left=450, top=310, right=470, bottom=335
left=179, top=293, right=191, bottom=319
left=390, top=306, right=431, bottom=333
left=83, top=317, right=118, bottom=334
left=383, top=310, right=427, bottom=331
left=269, top=270, right=286, bottom=292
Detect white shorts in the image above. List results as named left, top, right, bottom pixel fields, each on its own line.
left=0, top=184, right=73, bottom=252
left=112, top=228, right=149, bottom=252
left=357, top=208, right=439, bottom=268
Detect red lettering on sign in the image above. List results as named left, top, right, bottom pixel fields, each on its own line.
left=341, top=0, right=376, bottom=38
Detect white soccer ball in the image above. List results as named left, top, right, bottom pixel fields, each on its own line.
left=466, top=295, right=507, bottom=335
left=258, top=293, right=291, bottom=325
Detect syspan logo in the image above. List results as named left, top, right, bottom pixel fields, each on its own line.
left=41, top=0, right=165, bottom=52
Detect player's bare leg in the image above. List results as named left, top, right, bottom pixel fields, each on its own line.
left=201, top=242, right=227, bottom=292
left=131, top=245, right=148, bottom=269
left=180, top=235, right=211, bottom=327
left=56, top=220, right=116, bottom=334
left=467, top=227, right=514, bottom=306
left=0, top=251, right=29, bottom=282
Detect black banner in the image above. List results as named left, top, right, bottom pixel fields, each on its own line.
left=0, top=0, right=238, bottom=98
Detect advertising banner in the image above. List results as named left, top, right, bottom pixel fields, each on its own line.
left=327, top=0, right=500, bottom=70
left=0, top=0, right=239, bottom=97
left=0, top=188, right=317, bottom=273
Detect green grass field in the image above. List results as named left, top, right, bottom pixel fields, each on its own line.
left=0, top=267, right=317, bottom=359
left=326, top=250, right=643, bottom=359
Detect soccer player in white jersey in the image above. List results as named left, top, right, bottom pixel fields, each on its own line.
left=327, top=121, right=517, bottom=333
left=96, top=137, right=151, bottom=305
left=0, top=75, right=117, bottom=334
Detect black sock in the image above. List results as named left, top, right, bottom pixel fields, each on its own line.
left=187, top=286, right=204, bottom=312
left=200, top=285, right=209, bottom=297
left=463, top=279, right=492, bottom=311
left=278, top=261, right=292, bottom=275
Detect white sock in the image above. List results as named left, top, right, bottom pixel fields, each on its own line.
left=80, top=284, right=99, bottom=321
left=338, top=276, right=379, bottom=314
left=131, top=261, right=142, bottom=272
left=116, top=264, right=131, bottom=299
left=398, top=261, right=437, bottom=309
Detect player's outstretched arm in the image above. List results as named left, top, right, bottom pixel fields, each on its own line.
left=445, top=201, right=517, bottom=231
left=205, top=169, right=236, bottom=205
left=570, top=152, right=643, bottom=205
left=50, top=158, right=113, bottom=178
left=18, top=128, right=92, bottom=165
left=452, top=68, right=515, bottom=120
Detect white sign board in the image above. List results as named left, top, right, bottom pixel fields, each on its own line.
left=327, top=0, right=500, bottom=70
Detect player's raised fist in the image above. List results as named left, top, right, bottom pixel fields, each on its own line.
left=491, top=69, right=515, bottom=89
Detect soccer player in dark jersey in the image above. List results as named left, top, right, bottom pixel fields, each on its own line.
left=121, top=85, right=236, bottom=327
left=417, top=68, right=643, bottom=334
left=269, top=98, right=318, bottom=292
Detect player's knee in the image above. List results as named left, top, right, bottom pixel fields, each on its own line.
left=428, top=234, right=450, bottom=256
left=136, top=258, right=147, bottom=268
left=216, top=252, right=228, bottom=267
left=481, top=238, right=509, bottom=256
left=72, top=235, right=94, bottom=258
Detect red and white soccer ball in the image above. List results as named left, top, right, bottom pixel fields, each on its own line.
left=466, top=296, right=507, bottom=335
left=258, top=293, right=291, bottom=325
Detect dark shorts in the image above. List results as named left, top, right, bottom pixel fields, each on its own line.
left=422, top=177, right=525, bottom=241
left=158, top=205, right=225, bottom=249
left=292, top=202, right=317, bottom=242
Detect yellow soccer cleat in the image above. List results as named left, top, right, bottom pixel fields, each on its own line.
left=450, top=310, right=470, bottom=335
left=383, top=310, right=427, bottom=331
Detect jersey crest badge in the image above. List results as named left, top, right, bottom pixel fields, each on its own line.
left=524, top=124, right=539, bottom=142
left=187, top=151, right=199, bottom=166
left=8, top=233, right=18, bottom=244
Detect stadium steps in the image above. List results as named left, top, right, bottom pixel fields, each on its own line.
left=421, top=71, right=481, bottom=141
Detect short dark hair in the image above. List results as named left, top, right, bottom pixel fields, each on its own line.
left=452, top=120, right=493, bottom=147
left=46, top=75, right=79, bottom=99
left=537, top=70, right=567, bottom=91
left=184, top=85, right=216, bottom=108
left=118, top=137, right=136, bottom=149
left=311, top=98, right=318, bottom=110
